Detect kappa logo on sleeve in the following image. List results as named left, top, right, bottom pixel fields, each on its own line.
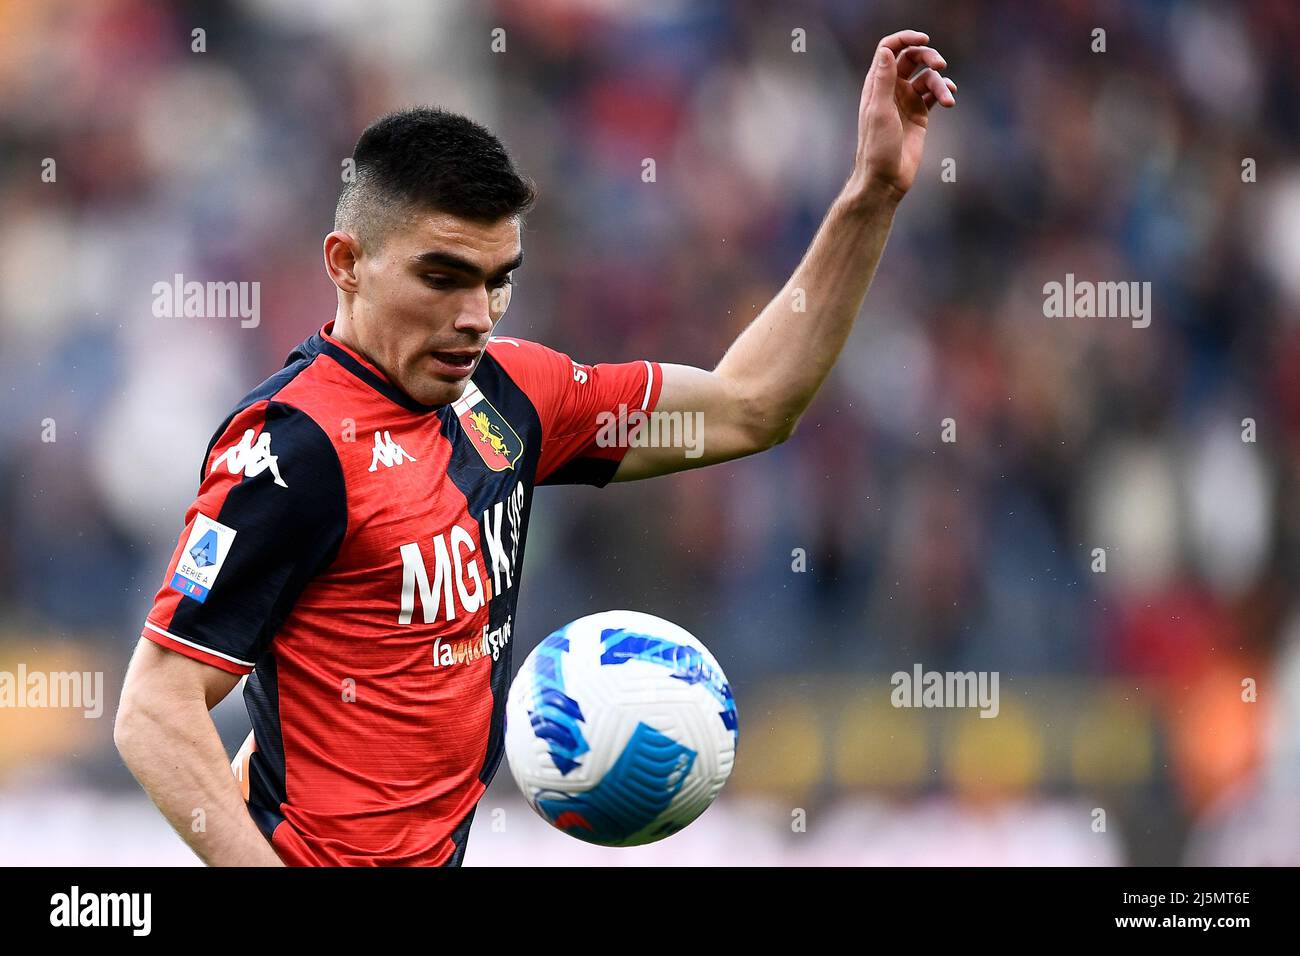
left=212, top=428, right=288, bottom=488
left=169, top=514, right=238, bottom=603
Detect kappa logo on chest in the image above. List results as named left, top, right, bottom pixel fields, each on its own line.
left=368, top=430, right=417, bottom=472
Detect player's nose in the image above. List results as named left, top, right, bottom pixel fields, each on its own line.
left=453, top=296, right=495, bottom=336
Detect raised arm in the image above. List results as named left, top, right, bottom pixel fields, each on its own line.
left=615, top=30, right=955, bottom=481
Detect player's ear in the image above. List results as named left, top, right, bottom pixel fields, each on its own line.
left=323, top=231, right=363, bottom=294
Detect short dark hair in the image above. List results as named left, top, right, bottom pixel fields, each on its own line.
left=335, top=107, right=536, bottom=249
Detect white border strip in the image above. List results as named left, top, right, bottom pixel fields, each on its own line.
left=144, top=621, right=255, bottom=668
left=640, top=361, right=655, bottom=412
left=452, top=380, right=482, bottom=415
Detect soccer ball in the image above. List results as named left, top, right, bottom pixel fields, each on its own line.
left=504, top=610, right=738, bottom=846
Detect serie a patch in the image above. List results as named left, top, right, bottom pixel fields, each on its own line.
left=169, top=513, right=237, bottom=603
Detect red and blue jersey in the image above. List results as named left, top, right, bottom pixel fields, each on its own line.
left=140, top=320, right=662, bottom=865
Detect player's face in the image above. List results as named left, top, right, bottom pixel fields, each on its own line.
left=352, top=211, right=522, bottom=407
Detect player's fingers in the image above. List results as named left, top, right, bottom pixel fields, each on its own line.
left=877, top=30, right=930, bottom=54
left=896, top=45, right=946, bottom=79
left=910, top=69, right=956, bottom=107
left=908, top=68, right=940, bottom=99
left=920, top=78, right=958, bottom=110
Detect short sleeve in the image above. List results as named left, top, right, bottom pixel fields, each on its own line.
left=486, top=337, right=663, bottom=486
left=139, top=400, right=347, bottom=674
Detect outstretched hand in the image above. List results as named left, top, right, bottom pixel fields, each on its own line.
left=849, top=30, right=957, bottom=202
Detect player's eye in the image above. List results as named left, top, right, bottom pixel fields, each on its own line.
left=423, top=274, right=457, bottom=290
left=489, top=275, right=514, bottom=290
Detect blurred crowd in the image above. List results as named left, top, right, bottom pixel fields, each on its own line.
left=1, top=0, right=1298, bottom=865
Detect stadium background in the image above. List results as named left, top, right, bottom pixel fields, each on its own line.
left=2, top=0, right=1299, bottom=865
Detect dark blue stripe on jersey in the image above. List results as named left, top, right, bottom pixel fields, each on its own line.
left=245, top=651, right=288, bottom=841
left=441, top=806, right=477, bottom=867
left=169, top=402, right=348, bottom=667
left=439, top=351, right=543, bottom=797
left=539, top=454, right=620, bottom=487
left=484, top=350, right=625, bottom=488
left=246, top=784, right=287, bottom=843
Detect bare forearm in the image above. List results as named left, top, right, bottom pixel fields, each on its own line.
left=711, top=27, right=955, bottom=444
left=117, top=701, right=285, bottom=866
left=616, top=31, right=952, bottom=480
left=713, top=183, right=900, bottom=439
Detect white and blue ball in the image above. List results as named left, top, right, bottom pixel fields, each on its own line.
left=504, top=610, right=738, bottom=846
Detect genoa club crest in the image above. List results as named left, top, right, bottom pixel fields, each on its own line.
left=453, top=382, right=523, bottom=472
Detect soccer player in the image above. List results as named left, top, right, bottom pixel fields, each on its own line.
left=114, top=30, right=955, bottom=866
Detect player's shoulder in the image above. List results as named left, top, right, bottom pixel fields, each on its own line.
left=201, top=348, right=342, bottom=485
left=485, top=335, right=579, bottom=381
left=486, top=335, right=568, bottom=362
left=482, top=336, right=591, bottom=411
